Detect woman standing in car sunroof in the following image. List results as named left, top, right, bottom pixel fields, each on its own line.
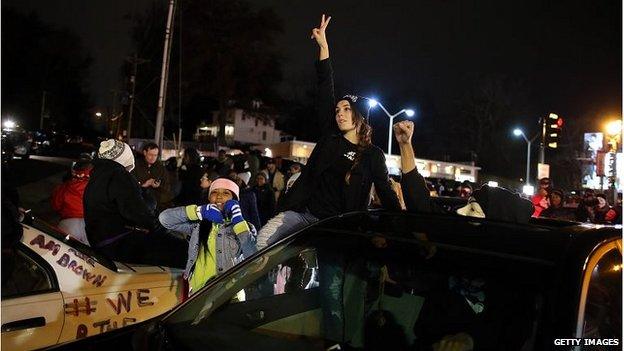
left=257, top=14, right=401, bottom=249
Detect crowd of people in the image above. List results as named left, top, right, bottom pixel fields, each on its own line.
left=531, top=177, right=621, bottom=224
left=420, top=176, right=621, bottom=225
left=1, top=14, right=620, bottom=351
left=40, top=14, right=621, bottom=296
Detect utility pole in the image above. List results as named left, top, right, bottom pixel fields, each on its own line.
left=154, top=0, right=177, bottom=146
left=39, top=91, right=47, bottom=130
left=110, top=89, right=121, bottom=137
left=539, top=115, right=546, bottom=166
left=126, top=54, right=149, bottom=141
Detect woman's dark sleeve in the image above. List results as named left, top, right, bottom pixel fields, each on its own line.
left=400, top=169, right=431, bottom=213
left=371, top=151, right=401, bottom=211
left=315, top=58, right=337, bottom=133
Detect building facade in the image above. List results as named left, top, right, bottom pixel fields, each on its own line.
left=195, top=104, right=283, bottom=145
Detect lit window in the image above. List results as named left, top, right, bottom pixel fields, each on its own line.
left=225, top=126, right=234, bottom=136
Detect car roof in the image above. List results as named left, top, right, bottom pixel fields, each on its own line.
left=307, top=210, right=621, bottom=264
left=24, top=216, right=118, bottom=271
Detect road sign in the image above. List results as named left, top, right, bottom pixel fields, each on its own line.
left=537, top=163, right=550, bottom=179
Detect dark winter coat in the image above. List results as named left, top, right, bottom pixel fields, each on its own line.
left=84, top=159, right=160, bottom=247
left=176, top=164, right=204, bottom=206
left=277, top=59, right=401, bottom=214
left=239, top=187, right=262, bottom=231
left=253, top=183, right=276, bottom=226
left=132, top=156, right=172, bottom=211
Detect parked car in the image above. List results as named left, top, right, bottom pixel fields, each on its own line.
left=48, top=210, right=621, bottom=351
left=1, top=216, right=186, bottom=351
left=1, top=129, right=32, bottom=159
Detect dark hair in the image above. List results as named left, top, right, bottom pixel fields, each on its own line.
left=344, top=105, right=372, bottom=184
left=183, top=148, right=201, bottom=166
left=142, top=142, right=159, bottom=152
left=165, top=156, right=178, bottom=171
left=549, top=189, right=564, bottom=207
left=539, top=177, right=551, bottom=186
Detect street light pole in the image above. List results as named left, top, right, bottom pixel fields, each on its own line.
left=516, top=131, right=532, bottom=185
left=514, top=128, right=538, bottom=185
left=372, top=102, right=410, bottom=155
left=525, top=138, right=531, bottom=185
left=39, top=91, right=47, bottom=130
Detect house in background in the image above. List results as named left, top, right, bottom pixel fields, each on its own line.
left=195, top=99, right=284, bottom=145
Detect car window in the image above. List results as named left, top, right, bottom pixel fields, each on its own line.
left=237, top=248, right=319, bottom=303
left=162, top=218, right=553, bottom=351
left=582, top=247, right=622, bottom=340
left=2, top=247, right=55, bottom=298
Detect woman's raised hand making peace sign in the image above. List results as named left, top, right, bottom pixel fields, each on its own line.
left=311, top=14, right=331, bottom=60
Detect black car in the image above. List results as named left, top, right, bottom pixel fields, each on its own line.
left=49, top=211, right=621, bottom=351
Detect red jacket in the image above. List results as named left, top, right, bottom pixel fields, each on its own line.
left=51, top=177, right=89, bottom=219
left=531, top=194, right=547, bottom=217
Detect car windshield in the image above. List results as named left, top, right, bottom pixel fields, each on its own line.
left=161, top=213, right=555, bottom=351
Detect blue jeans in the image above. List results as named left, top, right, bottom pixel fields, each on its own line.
left=256, top=210, right=319, bottom=250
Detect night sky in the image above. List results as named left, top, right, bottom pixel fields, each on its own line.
left=3, top=0, right=621, bottom=133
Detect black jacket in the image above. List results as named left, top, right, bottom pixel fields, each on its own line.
left=84, top=159, right=159, bottom=247
left=400, top=169, right=432, bottom=213
left=131, top=156, right=172, bottom=211
left=278, top=59, right=401, bottom=215
left=253, top=184, right=276, bottom=226
left=176, top=164, right=204, bottom=206
left=239, top=187, right=262, bottom=231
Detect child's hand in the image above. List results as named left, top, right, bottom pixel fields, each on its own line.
left=223, top=199, right=244, bottom=225
left=198, top=204, right=224, bottom=224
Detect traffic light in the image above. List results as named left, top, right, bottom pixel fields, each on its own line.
left=546, top=113, right=563, bottom=148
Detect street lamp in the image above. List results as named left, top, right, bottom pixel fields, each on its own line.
left=3, top=120, right=16, bottom=129
left=606, top=120, right=622, bottom=136
left=366, top=99, right=378, bottom=120
left=366, top=97, right=415, bottom=155
left=513, top=128, right=533, bottom=186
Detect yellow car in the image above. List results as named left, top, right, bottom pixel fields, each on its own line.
left=1, top=218, right=186, bottom=351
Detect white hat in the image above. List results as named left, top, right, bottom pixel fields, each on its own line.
left=98, top=139, right=135, bottom=172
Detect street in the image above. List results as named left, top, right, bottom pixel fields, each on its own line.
left=6, top=155, right=74, bottom=223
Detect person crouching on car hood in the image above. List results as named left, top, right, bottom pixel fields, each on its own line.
left=159, top=178, right=257, bottom=294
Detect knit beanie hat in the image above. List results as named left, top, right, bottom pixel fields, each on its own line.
left=340, top=94, right=366, bottom=112
left=209, top=178, right=240, bottom=200
left=98, top=139, right=135, bottom=172
left=340, top=94, right=374, bottom=123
